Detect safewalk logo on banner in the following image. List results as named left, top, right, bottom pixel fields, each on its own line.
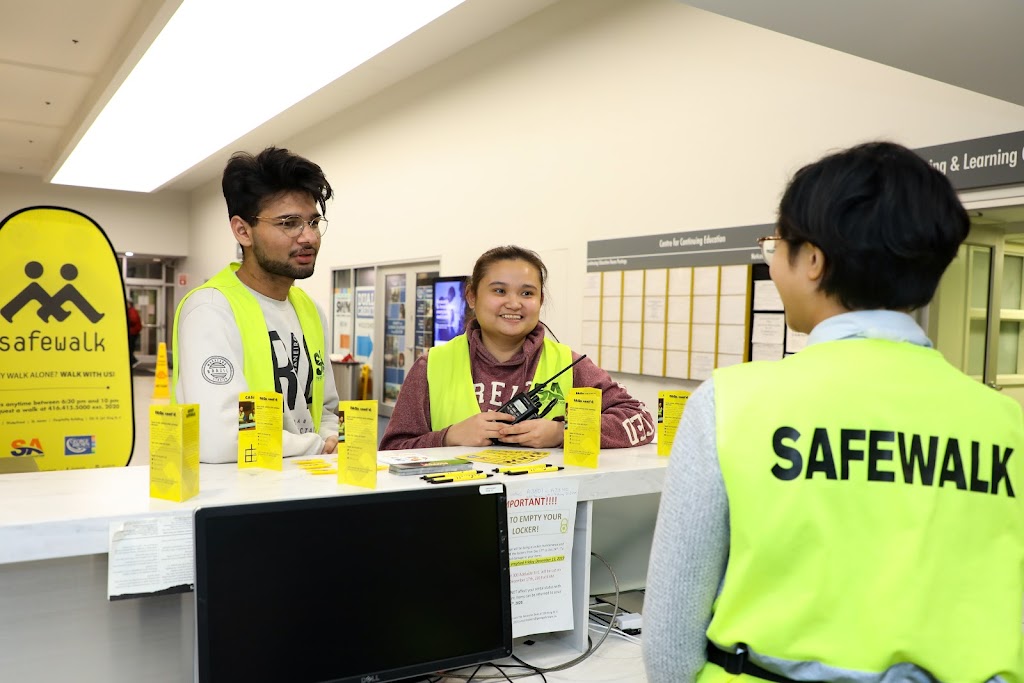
left=1, top=260, right=107, bottom=351
left=0, top=207, right=134, bottom=471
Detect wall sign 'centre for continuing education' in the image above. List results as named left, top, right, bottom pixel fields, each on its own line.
left=586, top=224, right=769, bottom=272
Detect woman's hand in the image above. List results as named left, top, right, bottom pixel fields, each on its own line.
left=321, top=435, right=339, bottom=454
left=443, top=411, right=516, bottom=446
left=496, top=419, right=564, bottom=449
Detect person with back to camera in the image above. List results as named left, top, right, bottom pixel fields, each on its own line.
left=380, top=245, right=655, bottom=450
left=643, top=142, right=1024, bottom=682
left=172, top=147, right=340, bottom=463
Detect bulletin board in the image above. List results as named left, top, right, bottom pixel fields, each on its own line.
left=749, top=264, right=807, bottom=360
left=585, top=224, right=771, bottom=380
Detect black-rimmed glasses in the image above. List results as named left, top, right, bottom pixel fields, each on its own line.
left=252, top=215, right=328, bottom=237
left=757, top=235, right=784, bottom=266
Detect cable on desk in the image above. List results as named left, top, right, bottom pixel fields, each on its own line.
left=438, top=662, right=546, bottom=682
left=509, top=551, right=621, bottom=675
left=588, top=620, right=641, bottom=646
left=438, top=552, right=620, bottom=680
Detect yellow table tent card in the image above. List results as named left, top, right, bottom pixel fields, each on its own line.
left=338, top=400, right=378, bottom=488
left=657, top=390, right=691, bottom=456
left=149, top=404, right=199, bottom=502
left=564, top=388, right=601, bottom=468
left=238, top=392, right=283, bottom=470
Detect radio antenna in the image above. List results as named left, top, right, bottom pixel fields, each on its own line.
left=531, top=354, right=587, bottom=392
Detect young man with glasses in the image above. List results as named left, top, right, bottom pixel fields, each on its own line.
left=172, top=147, right=340, bottom=463
left=644, top=142, right=1024, bottom=682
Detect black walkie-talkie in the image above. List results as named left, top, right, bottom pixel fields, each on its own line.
left=491, top=355, right=587, bottom=444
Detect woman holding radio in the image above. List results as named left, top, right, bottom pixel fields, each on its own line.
left=380, top=245, right=654, bottom=450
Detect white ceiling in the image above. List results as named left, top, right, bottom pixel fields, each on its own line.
left=3, top=0, right=1023, bottom=193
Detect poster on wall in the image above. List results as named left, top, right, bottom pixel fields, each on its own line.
left=0, top=207, right=135, bottom=472
left=332, top=288, right=353, bottom=356
left=354, top=286, right=375, bottom=366
left=382, top=275, right=406, bottom=405
left=415, top=284, right=433, bottom=359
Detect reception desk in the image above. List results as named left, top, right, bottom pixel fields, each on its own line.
left=0, top=445, right=665, bottom=682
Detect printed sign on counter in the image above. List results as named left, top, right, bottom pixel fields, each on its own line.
left=564, top=388, right=601, bottom=468
left=149, top=404, right=199, bottom=502
left=237, top=392, right=282, bottom=470
left=657, top=390, right=690, bottom=456
left=338, top=400, right=378, bottom=489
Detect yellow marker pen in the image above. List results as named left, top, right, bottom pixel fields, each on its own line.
left=494, top=464, right=562, bottom=474
left=421, top=470, right=482, bottom=480
left=426, top=473, right=493, bottom=484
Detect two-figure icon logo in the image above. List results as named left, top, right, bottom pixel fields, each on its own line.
left=1, top=261, right=104, bottom=323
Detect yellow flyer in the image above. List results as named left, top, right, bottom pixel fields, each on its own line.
left=657, top=390, right=691, bottom=456
left=564, top=388, right=601, bottom=468
left=462, top=449, right=550, bottom=466
left=237, top=392, right=283, bottom=470
left=149, top=404, right=199, bottom=502
left=338, top=400, right=378, bottom=488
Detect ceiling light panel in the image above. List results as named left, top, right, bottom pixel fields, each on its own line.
left=52, top=0, right=465, bottom=192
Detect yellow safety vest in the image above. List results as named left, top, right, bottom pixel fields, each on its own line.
left=426, top=333, right=573, bottom=430
left=703, top=339, right=1024, bottom=683
left=171, top=263, right=325, bottom=430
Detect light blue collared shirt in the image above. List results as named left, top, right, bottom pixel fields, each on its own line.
left=806, top=310, right=932, bottom=348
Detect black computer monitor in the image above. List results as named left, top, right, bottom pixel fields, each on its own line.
left=194, top=484, right=512, bottom=683
left=432, top=276, right=468, bottom=346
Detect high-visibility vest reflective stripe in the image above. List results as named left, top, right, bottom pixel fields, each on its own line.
left=704, top=339, right=1024, bottom=683
left=171, top=263, right=325, bottom=429
left=427, top=333, right=573, bottom=430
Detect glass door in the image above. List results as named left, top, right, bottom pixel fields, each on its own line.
left=127, top=285, right=164, bottom=364
left=931, top=225, right=1004, bottom=391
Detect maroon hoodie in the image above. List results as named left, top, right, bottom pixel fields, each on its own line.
left=380, top=322, right=655, bottom=450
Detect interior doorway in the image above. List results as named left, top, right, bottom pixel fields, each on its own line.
left=930, top=204, right=1024, bottom=409
left=122, top=254, right=177, bottom=366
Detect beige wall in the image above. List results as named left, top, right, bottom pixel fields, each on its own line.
left=186, top=0, right=1024, bottom=408
left=0, top=172, right=189, bottom=256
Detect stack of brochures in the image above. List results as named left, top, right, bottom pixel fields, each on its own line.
left=388, top=458, right=473, bottom=476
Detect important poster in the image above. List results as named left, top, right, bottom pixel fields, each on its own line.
left=505, top=479, right=580, bottom=638
left=0, top=207, right=134, bottom=471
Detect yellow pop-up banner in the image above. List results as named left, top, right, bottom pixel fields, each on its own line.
left=0, top=207, right=134, bottom=472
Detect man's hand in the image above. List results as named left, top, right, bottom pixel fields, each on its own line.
left=496, top=419, right=564, bottom=449
left=321, top=435, right=339, bottom=454
left=444, top=411, right=516, bottom=446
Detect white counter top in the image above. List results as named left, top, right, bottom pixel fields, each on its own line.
left=0, top=445, right=666, bottom=565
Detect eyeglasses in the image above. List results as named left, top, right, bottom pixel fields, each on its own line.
left=757, top=235, right=784, bottom=265
left=252, top=215, right=328, bottom=237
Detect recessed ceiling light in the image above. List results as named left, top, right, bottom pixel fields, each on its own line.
left=125, top=251, right=134, bottom=257
left=51, top=0, right=466, bottom=193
